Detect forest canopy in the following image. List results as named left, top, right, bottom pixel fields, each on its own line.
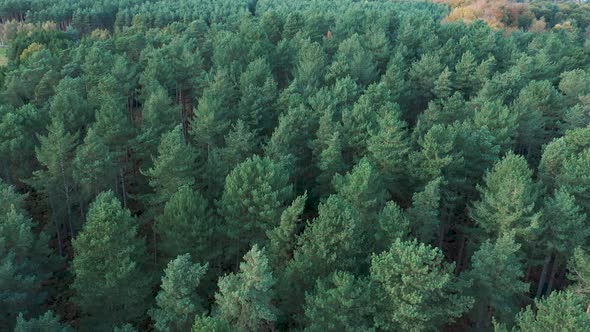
left=1, top=0, right=590, bottom=331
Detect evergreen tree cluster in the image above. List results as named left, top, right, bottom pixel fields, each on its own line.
left=1, top=0, right=590, bottom=330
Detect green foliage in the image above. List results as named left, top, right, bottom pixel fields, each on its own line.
left=154, top=185, right=215, bottom=265
left=333, top=158, right=388, bottom=227
left=3, top=1, right=590, bottom=329
left=304, top=271, right=374, bottom=332
left=407, top=177, right=443, bottom=244
left=470, top=153, right=543, bottom=243
left=15, top=311, right=73, bottom=332
left=192, top=315, right=231, bottom=332
left=215, top=245, right=277, bottom=331
left=143, top=126, right=200, bottom=210
left=0, top=203, right=57, bottom=329
left=462, top=236, right=529, bottom=327
left=150, top=254, right=208, bottom=332
left=218, top=155, right=293, bottom=263
left=266, top=193, right=307, bottom=271
left=370, top=239, right=473, bottom=331
left=540, top=189, right=588, bottom=260
left=508, top=291, right=590, bottom=331
left=280, top=195, right=365, bottom=324
left=72, top=191, right=151, bottom=330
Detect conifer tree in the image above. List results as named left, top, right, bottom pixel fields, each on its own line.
left=215, top=245, right=277, bottom=332
left=327, top=33, right=377, bottom=85
left=192, top=316, right=231, bottom=332
left=370, top=239, right=472, bottom=331
left=375, top=201, right=411, bottom=253
left=205, top=120, right=260, bottom=200
left=135, top=83, right=179, bottom=162
left=462, top=236, right=529, bottom=328
left=150, top=254, right=208, bottom=332
left=279, top=196, right=365, bottom=324
left=71, top=191, right=151, bottom=330
left=0, top=206, right=58, bottom=329
left=407, top=177, right=443, bottom=244
left=470, top=153, right=543, bottom=243
left=433, top=66, right=452, bottom=99
left=333, top=158, right=388, bottom=229
left=14, top=311, right=73, bottom=332
left=48, top=77, right=91, bottom=133
left=218, top=156, right=293, bottom=265
left=506, top=291, right=590, bottom=331
left=238, top=58, right=278, bottom=134
left=265, top=105, right=316, bottom=191
left=303, top=271, right=374, bottom=331
left=367, top=106, right=410, bottom=198
left=266, top=193, right=307, bottom=271
left=154, top=185, right=215, bottom=265
left=29, top=117, right=78, bottom=239
left=143, top=126, right=200, bottom=211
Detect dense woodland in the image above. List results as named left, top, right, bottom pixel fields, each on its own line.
left=1, top=0, right=590, bottom=330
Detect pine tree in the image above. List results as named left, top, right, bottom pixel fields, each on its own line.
left=266, top=193, right=307, bottom=272
left=406, top=177, right=443, bottom=244
left=433, top=66, right=452, bottom=99
left=238, top=58, right=278, bottom=134
left=205, top=120, right=260, bottom=200
left=143, top=126, right=200, bottom=212
left=150, top=254, right=208, bottom=332
left=333, top=158, right=388, bottom=229
left=189, top=70, right=238, bottom=154
left=264, top=105, right=316, bottom=191
left=507, top=291, right=590, bottom=331
left=327, top=33, right=377, bottom=85
left=453, top=51, right=477, bottom=97
left=73, top=127, right=117, bottom=212
left=154, top=185, right=215, bottom=265
left=218, top=156, right=293, bottom=266
left=0, top=179, right=26, bottom=215
left=49, top=77, right=91, bottom=133
left=14, top=311, right=73, bottom=332
left=471, top=98, right=518, bottom=153
left=135, top=83, right=179, bottom=163
left=0, top=206, right=58, bottom=329
left=470, top=153, right=543, bottom=243
left=279, top=196, right=365, bottom=324
left=71, top=191, right=151, bottom=330
left=215, top=245, right=277, bottom=331
left=367, top=106, right=410, bottom=198
left=375, top=201, right=411, bottom=253
left=461, top=235, right=529, bottom=328
left=536, top=189, right=589, bottom=298
left=370, top=239, right=472, bottom=331
left=315, top=131, right=347, bottom=198
left=303, top=271, right=374, bottom=331
left=557, top=149, right=590, bottom=216
left=29, top=117, right=78, bottom=241
left=192, top=316, right=231, bottom=332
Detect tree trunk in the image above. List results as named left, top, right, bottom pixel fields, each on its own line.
left=153, top=227, right=158, bottom=266
left=120, top=168, right=128, bottom=209
left=61, top=161, right=75, bottom=238
left=536, top=254, right=552, bottom=298
left=546, top=256, right=560, bottom=296
left=79, top=196, right=86, bottom=224
left=48, top=199, right=64, bottom=256
left=455, top=235, right=466, bottom=275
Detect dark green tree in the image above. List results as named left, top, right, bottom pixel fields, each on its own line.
left=71, top=191, right=151, bottom=330
left=303, top=271, right=374, bottom=332
left=370, top=239, right=473, bottom=331
left=215, top=245, right=277, bottom=332
left=150, top=254, right=208, bottom=332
